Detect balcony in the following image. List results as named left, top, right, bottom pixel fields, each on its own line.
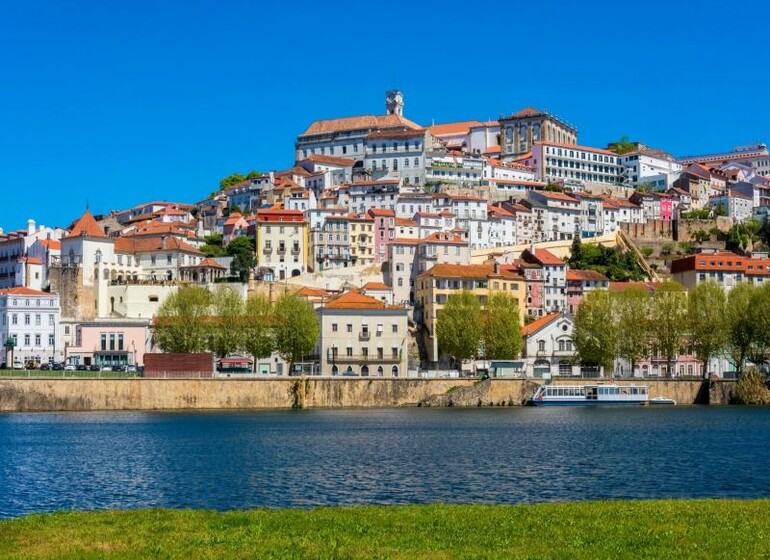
left=263, top=246, right=273, bottom=254
left=291, top=246, right=300, bottom=254
left=359, top=331, right=371, bottom=341
left=277, top=247, right=286, bottom=255
left=327, top=350, right=401, bottom=364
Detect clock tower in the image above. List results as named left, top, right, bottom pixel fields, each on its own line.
left=385, top=90, right=404, bottom=117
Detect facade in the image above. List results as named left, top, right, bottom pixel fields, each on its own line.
left=520, top=247, right=568, bottom=316
left=311, top=214, right=351, bottom=272
left=678, top=144, right=770, bottom=178
left=566, top=269, right=610, bottom=314
left=499, top=107, right=577, bottom=159
left=316, top=290, right=408, bottom=377
left=295, top=91, right=421, bottom=162
left=526, top=190, right=581, bottom=242
left=618, top=149, right=682, bottom=190
left=63, top=319, right=150, bottom=368
left=670, top=251, right=770, bottom=291
left=348, top=214, right=375, bottom=266
left=521, top=313, right=579, bottom=378
left=0, top=287, right=61, bottom=367
left=527, top=142, right=623, bottom=187
left=710, top=190, right=753, bottom=223
left=255, top=206, right=308, bottom=281
left=368, top=208, right=395, bottom=264
left=364, top=129, right=434, bottom=186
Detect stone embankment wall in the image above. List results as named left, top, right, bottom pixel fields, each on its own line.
left=0, top=378, right=717, bottom=411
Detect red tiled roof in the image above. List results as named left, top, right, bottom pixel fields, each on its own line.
left=301, top=114, right=421, bottom=136
left=423, top=232, right=466, bottom=245
left=114, top=236, right=203, bottom=255
left=428, top=120, right=483, bottom=137
left=303, top=154, right=356, bottom=167
left=362, top=282, right=391, bottom=291
left=521, top=313, right=560, bottom=336
left=524, top=248, right=565, bottom=266
left=535, top=141, right=616, bottom=156
left=324, top=290, right=395, bottom=310
left=395, top=218, right=417, bottom=227
left=366, top=128, right=426, bottom=140
left=367, top=208, right=396, bottom=217
left=418, top=263, right=495, bottom=279
left=66, top=209, right=108, bottom=239
left=0, top=286, right=51, bottom=296
left=567, top=269, right=609, bottom=282
left=40, top=239, right=61, bottom=250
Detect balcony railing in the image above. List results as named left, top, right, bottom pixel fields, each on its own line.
left=359, top=331, right=370, bottom=341
left=327, top=350, right=401, bottom=364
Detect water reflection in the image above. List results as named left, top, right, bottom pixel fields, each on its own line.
left=1, top=407, right=769, bottom=518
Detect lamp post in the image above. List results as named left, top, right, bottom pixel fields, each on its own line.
left=5, top=336, right=15, bottom=369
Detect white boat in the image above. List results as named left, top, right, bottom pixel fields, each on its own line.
left=529, top=383, right=649, bottom=406
left=647, top=396, right=677, bottom=405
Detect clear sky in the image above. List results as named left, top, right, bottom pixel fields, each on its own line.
left=1, top=0, right=768, bottom=231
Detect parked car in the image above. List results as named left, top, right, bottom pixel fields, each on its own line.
left=111, top=365, right=126, bottom=372
left=52, top=363, right=64, bottom=371
left=64, top=364, right=76, bottom=371
left=88, top=364, right=100, bottom=372
left=12, top=361, right=24, bottom=370
left=100, top=365, right=112, bottom=371
left=40, top=363, right=51, bottom=370
left=76, top=364, right=88, bottom=371
left=126, top=365, right=137, bottom=373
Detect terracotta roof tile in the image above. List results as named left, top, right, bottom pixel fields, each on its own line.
left=521, top=313, right=561, bottom=336
left=419, top=263, right=495, bottom=279
left=567, top=269, right=609, bottom=282
left=362, top=282, right=391, bottom=291
left=324, top=290, right=396, bottom=310
left=66, top=209, right=108, bottom=239
left=301, top=114, right=421, bottom=136
left=303, top=154, right=356, bottom=167
left=0, top=286, right=52, bottom=296
left=428, top=120, right=483, bottom=136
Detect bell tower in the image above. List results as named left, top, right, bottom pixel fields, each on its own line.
left=385, top=90, right=404, bottom=117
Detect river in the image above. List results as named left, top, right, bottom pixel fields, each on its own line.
left=0, top=407, right=767, bottom=518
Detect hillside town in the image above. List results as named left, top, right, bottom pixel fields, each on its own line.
left=3, top=91, right=770, bottom=379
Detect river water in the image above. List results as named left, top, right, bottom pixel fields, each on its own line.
left=1, top=407, right=768, bottom=518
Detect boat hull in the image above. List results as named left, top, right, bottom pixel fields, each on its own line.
left=529, top=399, right=647, bottom=406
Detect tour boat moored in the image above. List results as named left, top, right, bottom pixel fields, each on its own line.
left=528, top=383, right=649, bottom=406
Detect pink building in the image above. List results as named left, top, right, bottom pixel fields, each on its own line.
left=368, top=208, right=395, bottom=264
left=65, top=320, right=151, bottom=368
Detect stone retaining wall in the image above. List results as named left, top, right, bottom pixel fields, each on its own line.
left=0, top=378, right=713, bottom=412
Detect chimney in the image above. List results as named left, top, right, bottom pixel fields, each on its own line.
left=27, top=219, right=35, bottom=235
left=269, top=171, right=275, bottom=183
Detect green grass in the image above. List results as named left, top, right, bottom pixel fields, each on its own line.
left=1, top=500, right=770, bottom=559
left=0, top=370, right=137, bottom=379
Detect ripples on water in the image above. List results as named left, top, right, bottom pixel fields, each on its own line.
left=1, top=407, right=768, bottom=518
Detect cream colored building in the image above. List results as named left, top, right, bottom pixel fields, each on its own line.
left=416, top=262, right=526, bottom=364
left=256, top=205, right=308, bottom=281
left=316, top=290, right=408, bottom=377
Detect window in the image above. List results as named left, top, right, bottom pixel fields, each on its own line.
left=392, top=324, right=398, bottom=333
left=538, top=340, right=546, bottom=352
left=34, top=334, right=41, bottom=346
left=24, top=314, right=30, bottom=325
left=347, top=324, right=353, bottom=333
left=332, top=323, right=338, bottom=332
left=24, top=334, right=30, bottom=346
left=101, top=334, right=107, bottom=351
left=12, top=314, right=17, bottom=325
left=48, top=334, right=55, bottom=346
left=118, top=334, right=124, bottom=351
left=346, top=347, right=353, bottom=357
left=35, top=314, right=41, bottom=326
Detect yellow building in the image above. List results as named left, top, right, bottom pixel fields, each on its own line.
left=348, top=214, right=375, bottom=266
left=416, top=262, right=526, bottom=363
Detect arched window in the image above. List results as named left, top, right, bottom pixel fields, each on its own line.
left=391, top=365, right=399, bottom=377
left=377, top=366, right=384, bottom=377
left=361, top=365, right=369, bottom=377
left=393, top=159, right=398, bottom=171
left=331, top=365, right=338, bottom=375
left=94, top=250, right=102, bottom=263
left=345, top=366, right=354, bottom=376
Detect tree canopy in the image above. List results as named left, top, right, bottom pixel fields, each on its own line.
left=568, top=236, right=646, bottom=281
left=154, top=286, right=213, bottom=353
left=272, top=294, right=319, bottom=371
left=226, top=236, right=256, bottom=282
left=483, top=293, right=522, bottom=360
left=573, top=291, right=617, bottom=373
left=436, top=290, right=484, bottom=365
left=607, top=136, right=637, bottom=155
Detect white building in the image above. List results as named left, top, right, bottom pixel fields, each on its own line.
left=364, top=129, right=435, bottom=187
left=526, top=190, right=581, bottom=242
left=526, top=142, right=623, bottom=188
left=618, top=149, right=682, bottom=190
left=0, top=287, right=61, bottom=367
left=347, top=180, right=400, bottom=214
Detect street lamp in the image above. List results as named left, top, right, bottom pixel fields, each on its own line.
left=5, top=336, right=15, bottom=369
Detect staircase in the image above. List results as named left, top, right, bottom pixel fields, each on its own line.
left=617, top=229, right=660, bottom=282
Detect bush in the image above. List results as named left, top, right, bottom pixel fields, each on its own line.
left=641, top=246, right=654, bottom=258
left=732, top=367, right=770, bottom=405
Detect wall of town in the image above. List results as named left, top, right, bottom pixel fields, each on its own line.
left=470, top=232, right=618, bottom=264
left=0, top=378, right=716, bottom=411
left=621, top=217, right=733, bottom=243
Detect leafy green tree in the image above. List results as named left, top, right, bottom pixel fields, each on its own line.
left=747, top=283, right=770, bottom=368
left=201, top=233, right=226, bottom=258
left=483, top=293, right=521, bottom=360
left=154, top=286, right=212, bottom=353
left=641, top=246, right=654, bottom=258
left=219, top=173, right=247, bottom=190
left=691, top=230, right=711, bottom=245
left=245, top=171, right=262, bottom=180
left=568, top=236, right=583, bottom=269
left=687, top=281, right=728, bottom=378
left=436, top=290, right=483, bottom=367
left=615, top=286, right=652, bottom=376
left=726, top=282, right=756, bottom=377
left=649, top=281, right=687, bottom=377
left=208, top=286, right=244, bottom=358
left=273, top=294, right=319, bottom=373
left=714, top=203, right=727, bottom=217
left=226, top=236, right=256, bottom=282
left=573, top=291, right=617, bottom=375
left=607, top=136, right=636, bottom=155
left=241, top=294, right=275, bottom=371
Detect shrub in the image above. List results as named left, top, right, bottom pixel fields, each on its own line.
left=732, top=367, right=770, bottom=405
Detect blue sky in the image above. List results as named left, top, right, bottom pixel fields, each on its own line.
left=1, top=0, right=768, bottom=230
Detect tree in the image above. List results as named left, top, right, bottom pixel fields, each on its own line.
left=208, top=286, right=244, bottom=358
left=687, top=281, right=727, bottom=378
left=714, top=203, right=727, bottom=217
left=567, top=236, right=583, bottom=270
left=607, top=136, right=636, bottom=155
left=747, top=283, right=770, bottom=368
left=649, top=281, right=687, bottom=377
left=154, top=286, right=212, bottom=353
left=614, top=286, right=651, bottom=376
left=273, top=294, right=319, bottom=373
left=219, top=173, right=247, bottom=190
left=226, top=236, right=256, bottom=282
left=573, top=291, right=617, bottom=375
left=436, top=290, right=483, bottom=367
left=201, top=233, right=226, bottom=258
left=483, top=293, right=522, bottom=360
left=241, top=294, right=275, bottom=371
left=726, top=282, right=755, bottom=377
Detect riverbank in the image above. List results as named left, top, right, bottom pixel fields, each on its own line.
left=0, top=378, right=735, bottom=411
left=1, top=500, right=768, bottom=559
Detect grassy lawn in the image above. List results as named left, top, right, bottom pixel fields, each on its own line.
left=1, top=500, right=770, bottom=559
